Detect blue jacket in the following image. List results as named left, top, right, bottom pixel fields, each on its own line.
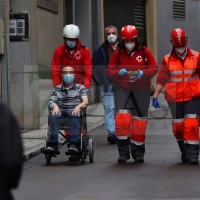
left=92, top=40, right=121, bottom=92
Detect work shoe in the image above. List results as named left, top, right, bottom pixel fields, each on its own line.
left=181, top=154, right=188, bottom=163
left=118, top=155, right=130, bottom=163
left=135, top=156, right=144, bottom=163
left=68, top=143, right=78, bottom=152
left=188, top=158, right=199, bottom=165
left=107, top=134, right=117, bottom=144
left=46, top=142, right=58, bottom=151
left=68, top=155, right=81, bottom=161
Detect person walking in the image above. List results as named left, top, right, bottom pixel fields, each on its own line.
left=51, top=24, right=92, bottom=91
left=0, top=100, right=23, bottom=200
left=152, top=28, right=200, bottom=165
left=107, top=25, right=158, bottom=163
left=92, top=25, right=122, bottom=144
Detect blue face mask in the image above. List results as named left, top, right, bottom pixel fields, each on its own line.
left=63, top=74, right=74, bottom=84
left=66, top=40, right=76, bottom=48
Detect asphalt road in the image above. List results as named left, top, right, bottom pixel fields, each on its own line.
left=14, top=119, right=200, bottom=200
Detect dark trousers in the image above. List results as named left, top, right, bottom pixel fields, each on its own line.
left=168, top=97, right=200, bottom=159
left=114, top=87, right=150, bottom=158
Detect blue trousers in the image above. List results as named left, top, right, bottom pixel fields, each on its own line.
left=49, top=114, right=80, bottom=143
left=100, top=84, right=116, bottom=135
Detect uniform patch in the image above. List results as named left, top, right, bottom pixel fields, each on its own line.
left=136, top=56, right=143, bottom=62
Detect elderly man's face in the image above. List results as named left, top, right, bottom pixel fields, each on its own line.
left=106, top=28, right=118, bottom=39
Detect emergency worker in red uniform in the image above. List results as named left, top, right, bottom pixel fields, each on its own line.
left=51, top=24, right=92, bottom=90
left=153, top=28, right=200, bottom=165
left=107, top=25, right=158, bottom=163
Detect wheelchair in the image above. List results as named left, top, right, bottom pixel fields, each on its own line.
left=41, top=108, right=94, bottom=165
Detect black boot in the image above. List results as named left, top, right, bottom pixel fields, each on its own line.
left=117, top=138, right=130, bottom=163
left=184, top=143, right=199, bottom=164
left=177, top=140, right=188, bottom=163
left=130, top=142, right=145, bottom=163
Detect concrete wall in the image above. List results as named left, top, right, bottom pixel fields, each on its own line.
left=0, top=0, right=9, bottom=103
left=145, top=0, right=157, bottom=61
left=156, top=0, right=200, bottom=64
left=9, top=0, right=39, bottom=129
left=37, top=0, right=64, bottom=66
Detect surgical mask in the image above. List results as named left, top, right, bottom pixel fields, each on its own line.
left=107, top=34, right=117, bottom=43
left=175, top=47, right=186, bottom=55
left=63, top=74, right=74, bottom=84
left=125, top=42, right=135, bottom=51
left=66, top=40, right=76, bottom=48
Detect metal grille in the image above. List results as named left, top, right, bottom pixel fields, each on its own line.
left=173, top=0, right=185, bottom=20
left=134, top=4, right=144, bottom=29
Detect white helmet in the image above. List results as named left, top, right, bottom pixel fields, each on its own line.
left=63, top=24, right=80, bottom=38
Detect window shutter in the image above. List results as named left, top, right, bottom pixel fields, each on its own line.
left=134, top=4, right=145, bottom=29
left=173, top=0, right=185, bottom=20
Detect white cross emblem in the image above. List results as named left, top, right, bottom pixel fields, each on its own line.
left=136, top=56, right=143, bottom=62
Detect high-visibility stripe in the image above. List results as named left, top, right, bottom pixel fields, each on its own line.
left=184, top=114, right=199, bottom=119
left=130, top=139, right=144, bottom=145
left=168, top=76, right=200, bottom=82
left=169, top=70, right=195, bottom=76
left=117, top=136, right=130, bottom=140
left=184, top=140, right=199, bottom=145
left=167, top=78, right=182, bottom=82
left=172, top=118, right=184, bottom=123
left=170, top=70, right=182, bottom=76
left=132, top=116, right=148, bottom=120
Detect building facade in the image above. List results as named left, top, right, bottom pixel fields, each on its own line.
left=0, top=0, right=199, bottom=129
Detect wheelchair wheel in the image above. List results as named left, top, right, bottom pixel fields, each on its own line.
left=88, top=139, right=94, bottom=163
left=45, top=154, right=52, bottom=165
left=81, top=152, right=85, bottom=165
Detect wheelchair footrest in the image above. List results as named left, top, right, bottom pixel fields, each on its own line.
left=65, top=151, right=82, bottom=155
left=41, top=149, right=60, bottom=155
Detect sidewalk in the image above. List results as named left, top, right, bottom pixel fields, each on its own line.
left=22, top=93, right=171, bottom=161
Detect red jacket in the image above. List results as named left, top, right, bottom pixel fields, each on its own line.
left=107, top=46, right=158, bottom=89
left=51, top=39, right=92, bottom=88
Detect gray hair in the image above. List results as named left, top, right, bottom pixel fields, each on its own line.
left=105, top=26, right=118, bottom=34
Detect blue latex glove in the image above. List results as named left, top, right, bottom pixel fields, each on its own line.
left=119, top=68, right=127, bottom=76
left=136, top=70, right=144, bottom=78
left=152, top=97, right=160, bottom=108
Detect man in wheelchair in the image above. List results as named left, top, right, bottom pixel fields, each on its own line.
left=47, top=66, right=88, bottom=152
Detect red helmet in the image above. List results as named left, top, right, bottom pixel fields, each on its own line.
left=121, top=25, right=138, bottom=40
left=170, top=28, right=188, bottom=47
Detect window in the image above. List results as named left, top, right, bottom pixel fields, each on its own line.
left=173, top=0, right=185, bottom=20
left=37, top=0, right=58, bottom=13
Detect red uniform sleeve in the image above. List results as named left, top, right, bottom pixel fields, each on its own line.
left=142, top=48, right=158, bottom=78
left=156, top=57, right=170, bottom=86
left=51, top=48, right=62, bottom=86
left=82, top=48, right=92, bottom=89
left=107, top=50, right=121, bottom=79
left=196, top=53, right=200, bottom=77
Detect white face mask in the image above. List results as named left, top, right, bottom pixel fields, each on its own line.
left=107, top=34, right=117, bottom=43
left=175, top=47, right=186, bottom=55
left=125, top=42, right=135, bottom=51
